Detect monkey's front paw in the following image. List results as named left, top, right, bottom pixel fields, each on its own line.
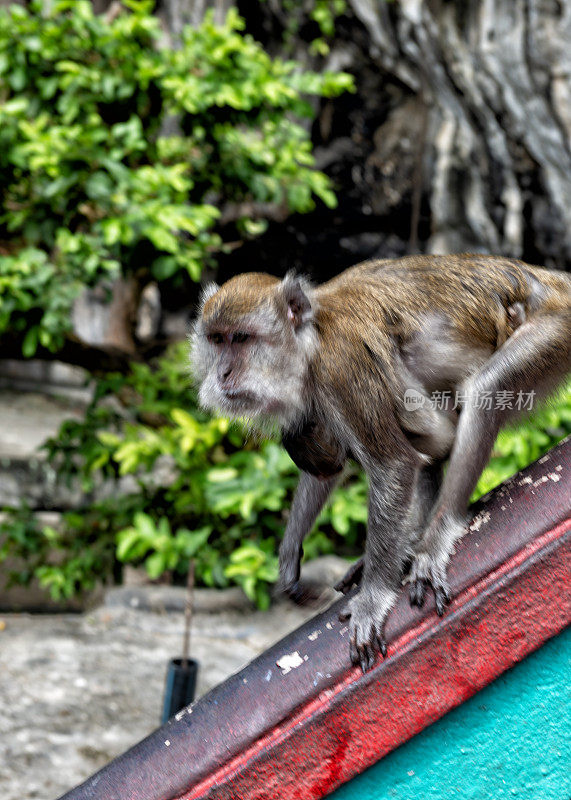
left=283, top=579, right=322, bottom=606
left=334, top=557, right=364, bottom=595
left=338, top=589, right=395, bottom=673
left=407, top=553, right=451, bottom=615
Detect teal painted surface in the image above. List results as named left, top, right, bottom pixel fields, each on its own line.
left=329, top=628, right=570, bottom=800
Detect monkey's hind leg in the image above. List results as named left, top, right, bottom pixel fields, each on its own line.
left=408, top=311, right=570, bottom=613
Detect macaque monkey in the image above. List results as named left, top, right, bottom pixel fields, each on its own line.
left=191, top=255, right=570, bottom=672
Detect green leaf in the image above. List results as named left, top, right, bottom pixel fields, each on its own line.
left=22, top=327, right=39, bottom=358
left=97, top=431, right=122, bottom=447
left=145, top=551, right=167, bottom=579
left=145, top=227, right=179, bottom=253
left=175, top=526, right=211, bottom=558
left=133, top=512, right=157, bottom=540
left=117, top=527, right=146, bottom=561
left=152, top=256, right=178, bottom=280
left=207, top=467, right=239, bottom=483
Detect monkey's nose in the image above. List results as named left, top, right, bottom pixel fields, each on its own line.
left=217, top=362, right=233, bottom=384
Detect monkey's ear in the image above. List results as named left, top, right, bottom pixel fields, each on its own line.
left=281, top=274, right=313, bottom=330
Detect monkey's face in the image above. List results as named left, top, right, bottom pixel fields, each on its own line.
left=191, top=273, right=317, bottom=427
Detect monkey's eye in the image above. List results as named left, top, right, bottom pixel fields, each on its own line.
left=231, top=332, right=250, bottom=344
left=207, top=332, right=224, bottom=345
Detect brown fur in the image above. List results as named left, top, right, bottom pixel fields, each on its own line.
left=314, top=254, right=568, bottom=350
left=202, top=273, right=279, bottom=328
left=306, top=254, right=569, bottom=459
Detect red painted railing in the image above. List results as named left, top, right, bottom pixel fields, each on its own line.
left=59, top=437, right=571, bottom=800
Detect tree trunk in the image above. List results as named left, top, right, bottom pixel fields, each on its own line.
left=346, top=0, right=571, bottom=266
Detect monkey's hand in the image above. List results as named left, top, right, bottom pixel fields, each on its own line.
left=407, top=552, right=451, bottom=616
left=283, top=579, right=323, bottom=606
left=334, top=557, right=364, bottom=595
left=279, top=544, right=322, bottom=605
left=339, top=587, right=395, bottom=673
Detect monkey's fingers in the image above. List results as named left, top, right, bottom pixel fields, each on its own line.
left=434, top=585, right=451, bottom=616
left=409, top=577, right=450, bottom=615
left=362, top=643, right=375, bottom=673
left=349, top=634, right=359, bottom=667
left=375, top=628, right=388, bottom=658
left=349, top=626, right=387, bottom=672
left=350, top=636, right=374, bottom=673
left=409, top=579, right=427, bottom=608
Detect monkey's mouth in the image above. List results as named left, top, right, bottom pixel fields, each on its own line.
left=218, top=388, right=291, bottom=423
left=221, top=389, right=256, bottom=407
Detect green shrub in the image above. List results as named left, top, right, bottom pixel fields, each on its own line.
left=0, top=0, right=353, bottom=356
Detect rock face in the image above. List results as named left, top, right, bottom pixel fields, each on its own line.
left=72, top=278, right=139, bottom=354
left=222, top=0, right=571, bottom=281
left=349, top=0, right=571, bottom=261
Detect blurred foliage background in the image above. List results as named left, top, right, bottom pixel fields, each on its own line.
left=0, top=0, right=569, bottom=608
